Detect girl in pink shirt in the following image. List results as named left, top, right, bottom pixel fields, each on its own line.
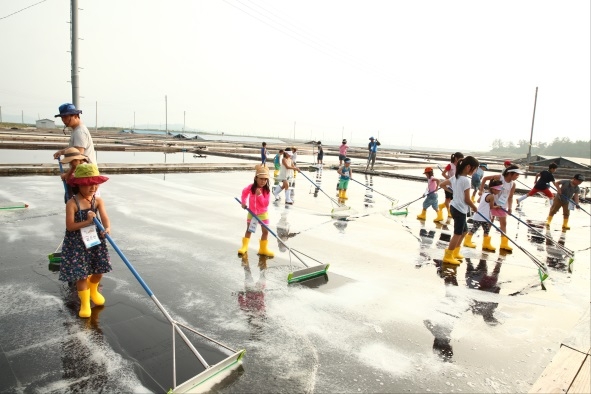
left=339, top=139, right=349, bottom=166
left=238, top=165, right=274, bottom=257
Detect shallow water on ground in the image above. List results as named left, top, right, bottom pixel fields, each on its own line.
left=0, top=170, right=589, bottom=393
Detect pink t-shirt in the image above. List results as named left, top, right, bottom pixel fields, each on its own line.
left=240, top=184, right=270, bottom=215
left=339, top=144, right=348, bottom=156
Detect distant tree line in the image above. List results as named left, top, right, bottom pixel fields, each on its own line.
left=489, top=137, right=591, bottom=159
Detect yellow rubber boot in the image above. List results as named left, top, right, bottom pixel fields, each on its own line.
left=545, top=215, right=553, bottom=228
left=417, top=209, right=427, bottom=220
left=341, top=190, right=348, bottom=200
left=463, top=233, right=476, bottom=248
left=78, top=289, right=91, bottom=318
left=482, top=236, right=496, bottom=252
left=453, top=247, right=464, bottom=261
left=562, top=218, right=570, bottom=230
left=258, top=239, right=274, bottom=257
left=273, top=169, right=279, bottom=178
left=500, top=236, right=513, bottom=252
left=442, top=248, right=460, bottom=265
left=88, top=276, right=105, bottom=306
left=433, top=209, right=444, bottom=223
left=238, top=237, right=250, bottom=256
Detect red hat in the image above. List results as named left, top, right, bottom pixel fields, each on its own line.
left=423, top=167, right=433, bottom=173
left=68, top=163, right=109, bottom=186
left=504, top=160, right=512, bottom=166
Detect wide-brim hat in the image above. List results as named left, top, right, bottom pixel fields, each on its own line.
left=255, top=165, right=270, bottom=179
left=55, top=103, right=82, bottom=118
left=369, top=136, right=375, bottom=140
left=506, top=168, right=524, bottom=174
left=284, top=148, right=293, bottom=156
left=60, top=147, right=88, bottom=164
left=68, top=163, right=108, bottom=186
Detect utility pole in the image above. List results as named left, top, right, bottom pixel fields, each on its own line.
left=165, top=95, right=168, bottom=134
left=21, top=110, right=24, bottom=124
left=342, top=126, right=344, bottom=140
left=70, top=0, right=80, bottom=108
left=0, top=106, right=2, bottom=123
left=183, top=110, right=186, bottom=132
left=133, top=111, right=135, bottom=130
left=526, top=87, right=538, bottom=176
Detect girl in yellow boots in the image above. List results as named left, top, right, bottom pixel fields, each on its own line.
left=59, top=163, right=111, bottom=318
left=463, top=179, right=502, bottom=251
left=439, top=156, right=479, bottom=265
left=478, top=164, right=523, bottom=251
left=337, top=158, right=352, bottom=200
left=417, top=167, right=440, bottom=221
left=435, top=152, right=464, bottom=222
left=238, top=165, right=274, bottom=258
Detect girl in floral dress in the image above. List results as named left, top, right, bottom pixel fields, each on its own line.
left=59, top=163, right=112, bottom=318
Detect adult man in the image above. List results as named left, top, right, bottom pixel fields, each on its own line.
left=52, top=103, right=97, bottom=164
left=365, top=136, right=381, bottom=171
left=546, top=174, right=584, bottom=230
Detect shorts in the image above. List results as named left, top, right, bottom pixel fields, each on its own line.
left=338, top=154, right=347, bottom=161
left=274, top=163, right=280, bottom=170
left=471, top=179, right=481, bottom=189
left=338, top=178, right=350, bottom=190
left=444, top=190, right=453, bottom=200
left=450, top=205, right=468, bottom=235
left=247, top=211, right=269, bottom=225
left=422, top=193, right=438, bottom=211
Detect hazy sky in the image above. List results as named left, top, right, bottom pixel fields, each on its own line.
left=1, top=0, right=589, bottom=151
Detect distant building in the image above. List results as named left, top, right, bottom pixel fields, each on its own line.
left=36, top=119, right=55, bottom=129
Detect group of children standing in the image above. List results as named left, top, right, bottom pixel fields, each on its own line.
left=418, top=153, right=585, bottom=266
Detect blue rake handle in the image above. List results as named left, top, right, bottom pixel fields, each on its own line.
left=394, top=188, right=441, bottom=210
left=57, top=160, right=70, bottom=200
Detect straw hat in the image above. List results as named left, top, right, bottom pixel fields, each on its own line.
left=255, top=165, right=270, bottom=179
left=60, top=147, right=88, bottom=164
left=69, top=163, right=109, bottom=186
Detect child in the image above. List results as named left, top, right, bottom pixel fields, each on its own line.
left=471, top=163, right=487, bottom=202
left=60, top=146, right=88, bottom=201
left=545, top=174, right=584, bottom=230
left=59, top=163, right=111, bottom=318
left=516, top=162, right=558, bottom=207
left=316, top=141, right=324, bottom=168
left=479, top=164, right=523, bottom=251
left=238, top=165, right=274, bottom=257
left=339, top=139, right=349, bottom=166
left=464, top=179, right=502, bottom=251
left=273, top=148, right=299, bottom=204
left=337, top=158, right=353, bottom=200
left=440, top=156, right=479, bottom=265
left=260, top=142, right=268, bottom=165
left=273, top=149, right=284, bottom=178
left=435, top=152, right=464, bottom=222
left=417, top=167, right=440, bottom=221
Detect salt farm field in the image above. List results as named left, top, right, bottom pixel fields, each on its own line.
left=0, top=169, right=590, bottom=393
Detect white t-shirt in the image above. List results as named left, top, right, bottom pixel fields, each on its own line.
left=69, top=123, right=97, bottom=163
left=450, top=176, right=471, bottom=214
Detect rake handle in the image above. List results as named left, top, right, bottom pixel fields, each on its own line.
left=299, top=170, right=343, bottom=207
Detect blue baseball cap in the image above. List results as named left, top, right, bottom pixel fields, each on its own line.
left=55, top=103, right=82, bottom=118
left=369, top=136, right=375, bottom=140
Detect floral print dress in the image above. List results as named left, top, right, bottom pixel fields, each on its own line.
left=59, top=195, right=112, bottom=283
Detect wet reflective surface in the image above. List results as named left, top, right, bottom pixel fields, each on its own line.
left=1, top=171, right=589, bottom=392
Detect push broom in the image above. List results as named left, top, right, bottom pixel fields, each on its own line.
left=298, top=171, right=350, bottom=214
left=349, top=178, right=401, bottom=213
left=475, top=212, right=549, bottom=287
left=93, top=218, right=245, bottom=393
left=234, top=198, right=329, bottom=283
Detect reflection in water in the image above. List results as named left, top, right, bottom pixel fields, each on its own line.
left=333, top=219, right=348, bottom=233
left=276, top=210, right=299, bottom=252
left=545, top=230, right=569, bottom=271
left=465, top=257, right=502, bottom=326
left=364, top=174, right=375, bottom=208
left=313, top=167, right=322, bottom=198
left=238, top=254, right=268, bottom=340
left=60, top=284, right=110, bottom=390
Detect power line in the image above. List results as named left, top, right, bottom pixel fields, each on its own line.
left=0, top=0, right=48, bottom=21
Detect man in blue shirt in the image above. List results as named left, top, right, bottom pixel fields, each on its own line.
left=365, top=136, right=381, bottom=171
